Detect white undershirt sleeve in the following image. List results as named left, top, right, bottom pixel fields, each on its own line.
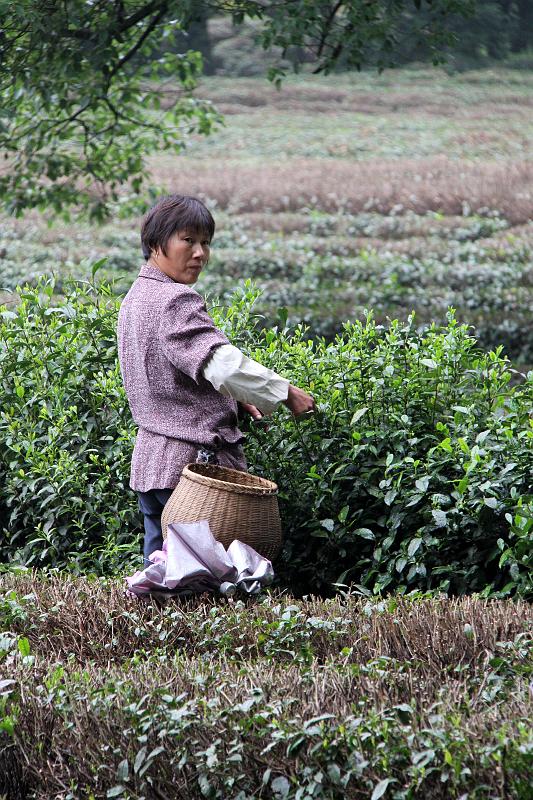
left=203, top=344, right=290, bottom=414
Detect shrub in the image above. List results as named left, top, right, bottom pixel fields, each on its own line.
left=0, top=277, right=531, bottom=597
left=1, top=579, right=532, bottom=800
left=0, top=276, right=141, bottom=573
left=239, top=308, right=532, bottom=597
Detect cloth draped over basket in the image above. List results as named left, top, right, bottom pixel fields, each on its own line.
left=126, top=519, right=274, bottom=596
left=127, top=464, right=281, bottom=597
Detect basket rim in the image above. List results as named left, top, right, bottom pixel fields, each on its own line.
left=182, top=463, right=278, bottom=495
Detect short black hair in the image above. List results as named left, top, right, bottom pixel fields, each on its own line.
left=140, top=195, right=215, bottom=260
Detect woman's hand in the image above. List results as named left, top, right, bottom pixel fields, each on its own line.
left=239, top=402, right=264, bottom=421
left=284, top=385, right=316, bottom=417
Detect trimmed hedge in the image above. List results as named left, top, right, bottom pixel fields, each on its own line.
left=0, top=277, right=531, bottom=596
left=0, top=577, right=532, bottom=800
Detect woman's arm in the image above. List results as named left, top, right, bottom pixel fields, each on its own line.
left=203, top=344, right=314, bottom=416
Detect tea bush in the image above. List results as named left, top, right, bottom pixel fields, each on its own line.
left=0, top=277, right=531, bottom=596
left=1, top=577, right=532, bottom=800
left=237, top=309, right=532, bottom=598
left=0, top=276, right=141, bottom=573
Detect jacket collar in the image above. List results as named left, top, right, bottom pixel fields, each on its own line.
left=139, top=263, right=176, bottom=283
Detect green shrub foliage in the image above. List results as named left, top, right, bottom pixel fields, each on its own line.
left=0, top=277, right=531, bottom=596
left=0, top=277, right=141, bottom=572
left=240, top=310, right=532, bottom=598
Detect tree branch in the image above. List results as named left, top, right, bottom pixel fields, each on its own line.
left=106, top=3, right=169, bottom=82
left=316, top=1, right=344, bottom=60
left=5, top=101, right=94, bottom=146
left=102, top=96, right=163, bottom=130
left=119, top=0, right=170, bottom=34
left=66, top=0, right=168, bottom=41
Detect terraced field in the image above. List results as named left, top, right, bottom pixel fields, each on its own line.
left=1, top=68, right=531, bottom=366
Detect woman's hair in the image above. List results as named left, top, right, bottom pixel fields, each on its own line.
left=140, top=195, right=215, bottom=260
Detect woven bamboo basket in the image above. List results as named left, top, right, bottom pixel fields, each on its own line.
left=161, top=463, right=282, bottom=561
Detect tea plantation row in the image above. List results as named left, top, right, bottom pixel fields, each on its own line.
left=0, top=210, right=531, bottom=364
left=0, top=577, right=531, bottom=799
left=0, top=277, right=531, bottom=597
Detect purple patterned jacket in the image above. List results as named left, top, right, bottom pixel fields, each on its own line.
left=117, top=264, right=245, bottom=491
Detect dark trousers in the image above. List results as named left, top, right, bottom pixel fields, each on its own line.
left=137, top=488, right=173, bottom=566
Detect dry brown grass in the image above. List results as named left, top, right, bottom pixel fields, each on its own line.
left=1, top=573, right=531, bottom=671
left=189, top=77, right=533, bottom=118
left=149, top=156, right=533, bottom=224
left=1, top=574, right=531, bottom=800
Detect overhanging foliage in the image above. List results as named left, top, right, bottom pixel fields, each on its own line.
left=0, top=0, right=475, bottom=217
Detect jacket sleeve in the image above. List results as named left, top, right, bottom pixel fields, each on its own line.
left=203, top=344, right=289, bottom=413
left=158, top=287, right=229, bottom=383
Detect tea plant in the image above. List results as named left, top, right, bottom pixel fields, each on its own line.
left=239, top=310, right=532, bottom=597
left=1, top=574, right=532, bottom=800
left=0, top=277, right=141, bottom=573
left=1, top=276, right=531, bottom=598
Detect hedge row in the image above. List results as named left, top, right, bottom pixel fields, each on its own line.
left=0, top=577, right=531, bottom=799
left=1, top=210, right=532, bottom=363
left=0, top=277, right=531, bottom=596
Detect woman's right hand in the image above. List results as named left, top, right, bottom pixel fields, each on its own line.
left=284, top=384, right=316, bottom=417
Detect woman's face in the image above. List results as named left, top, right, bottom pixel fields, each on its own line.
left=149, top=230, right=211, bottom=284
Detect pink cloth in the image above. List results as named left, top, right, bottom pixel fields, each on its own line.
left=126, top=520, right=274, bottom=596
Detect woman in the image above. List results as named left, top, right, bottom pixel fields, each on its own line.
left=117, top=194, right=315, bottom=565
